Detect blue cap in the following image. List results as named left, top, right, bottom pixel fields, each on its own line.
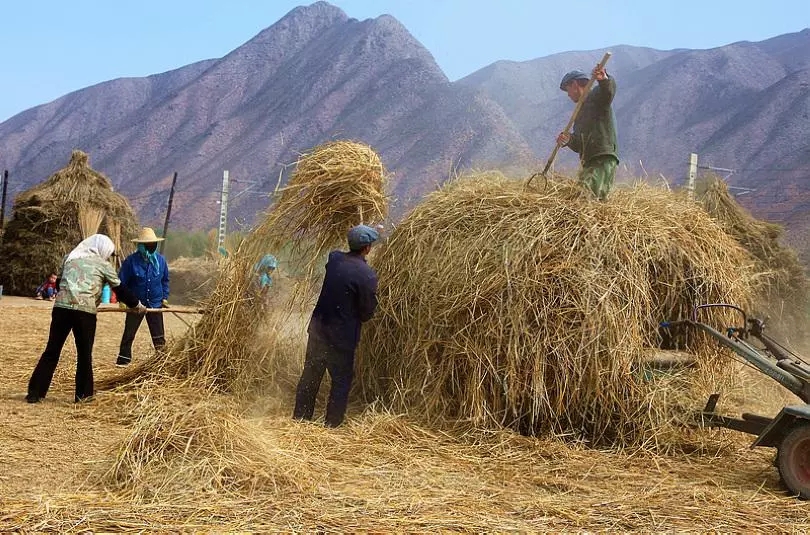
left=560, top=70, right=589, bottom=91
left=347, top=224, right=379, bottom=251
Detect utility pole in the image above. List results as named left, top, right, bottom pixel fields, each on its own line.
left=160, top=171, right=178, bottom=254
left=0, top=170, right=9, bottom=236
left=217, top=170, right=230, bottom=251
left=686, top=153, right=698, bottom=200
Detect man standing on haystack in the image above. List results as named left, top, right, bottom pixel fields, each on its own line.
left=556, top=62, right=619, bottom=201
left=115, top=227, right=170, bottom=367
left=293, top=225, right=379, bottom=427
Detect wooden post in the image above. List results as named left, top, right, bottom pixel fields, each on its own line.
left=0, top=169, right=8, bottom=234
left=687, top=153, right=698, bottom=200
left=160, top=171, right=178, bottom=254
left=217, top=170, right=230, bottom=250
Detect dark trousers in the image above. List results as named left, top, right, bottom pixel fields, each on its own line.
left=28, top=307, right=97, bottom=402
left=117, top=311, right=165, bottom=361
left=293, top=333, right=355, bottom=427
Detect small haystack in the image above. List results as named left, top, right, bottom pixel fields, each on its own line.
left=357, top=173, right=759, bottom=446
left=168, top=256, right=217, bottom=306
left=0, top=150, right=139, bottom=294
left=700, top=177, right=809, bottom=332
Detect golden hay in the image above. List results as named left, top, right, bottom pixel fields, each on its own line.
left=78, top=205, right=105, bottom=240
left=700, top=177, right=809, bottom=337
left=102, top=384, right=303, bottom=499
left=0, top=150, right=139, bottom=294
left=357, top=173, right=760, bottom=446
left=6, top=409, right=809, bottom=532
left=263, top=140, right=388, bottom=280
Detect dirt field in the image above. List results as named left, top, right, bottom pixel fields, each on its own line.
left=1, top=296, right=809, bottom=532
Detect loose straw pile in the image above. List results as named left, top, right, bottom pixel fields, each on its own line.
left=264, top=140, right=388, bottom=281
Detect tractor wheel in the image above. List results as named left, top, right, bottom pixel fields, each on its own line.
left=777, top=424, right=810, bottom=499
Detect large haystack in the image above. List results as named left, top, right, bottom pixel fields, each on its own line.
left=0, top=150, right=139, bottom=294
left=357, top=173, right=759, bottom=446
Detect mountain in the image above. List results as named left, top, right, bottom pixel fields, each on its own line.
left=0, top=3, right=807, bottom=238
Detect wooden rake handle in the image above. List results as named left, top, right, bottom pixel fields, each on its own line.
left=97, top=306, right=205, bottom=314
left=527, top=51, right=612, bottom=188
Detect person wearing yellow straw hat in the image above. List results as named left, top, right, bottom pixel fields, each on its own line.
left=115, top=227, right=170, bottom=367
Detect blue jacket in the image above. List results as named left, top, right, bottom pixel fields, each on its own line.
left=118, top=251, right=169, bottom=308
left=309, top=251, right=378, bottom=352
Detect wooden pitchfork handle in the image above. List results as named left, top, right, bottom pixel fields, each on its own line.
left=97, top=306, right=205, bottom=314
left=526, top=51, right=612, bottom=189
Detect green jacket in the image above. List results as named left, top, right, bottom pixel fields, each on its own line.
left=566, top=77, right=618, bottom=165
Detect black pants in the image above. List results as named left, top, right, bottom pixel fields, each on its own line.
left=28, top=307, right=97, bottom=402
left=117, top=311, right=165, bottom=362
left=293, top=333, right=355, bottom=427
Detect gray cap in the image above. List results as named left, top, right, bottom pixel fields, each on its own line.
left=560, top=70, right=589, bottom=91
left=347, top=224, right=379, bottom=251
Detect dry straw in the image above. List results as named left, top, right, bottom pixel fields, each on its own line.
left=700, top=176, right=809, bottom=339
left=93, top=141, right=390, bottom=510
left=264, top=140, right=388, bottom=282
left=78, top=206, right=105, bottom=240
left=102, top=383, right=304, bottom=499
left=0, top=150, right=139, bottom=293
left=356, top=172, right=760, bottom=446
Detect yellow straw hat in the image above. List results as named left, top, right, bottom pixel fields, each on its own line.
left=131, top=227, right=165, bottom=243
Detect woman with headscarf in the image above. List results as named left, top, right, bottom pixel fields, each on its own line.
left=115, top=227, right=170, bottom=367
left=26, top=234, right=145, bottom=403
left=255, top=254, right=278, bottom=289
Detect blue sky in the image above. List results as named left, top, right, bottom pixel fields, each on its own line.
left=0, top=0, right=807, bottom=121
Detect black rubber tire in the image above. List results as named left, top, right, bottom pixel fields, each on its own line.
left=777, top=424, right=810, bottom=499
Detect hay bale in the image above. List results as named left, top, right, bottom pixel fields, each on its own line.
left=700, top=177, right=809, bottom=330
left=357, top=173, right=759, bottom=445
left=0, top=150, right=139, bottom=294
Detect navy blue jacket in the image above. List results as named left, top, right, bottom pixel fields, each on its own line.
left=309, top=251, right=378, bottom=352
left=118, top=252, right=170, bottom=308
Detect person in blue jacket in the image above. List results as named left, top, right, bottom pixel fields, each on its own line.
left=293, top=224, right=379, bottom=427
left=115, top=227, right=170, bottom=367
